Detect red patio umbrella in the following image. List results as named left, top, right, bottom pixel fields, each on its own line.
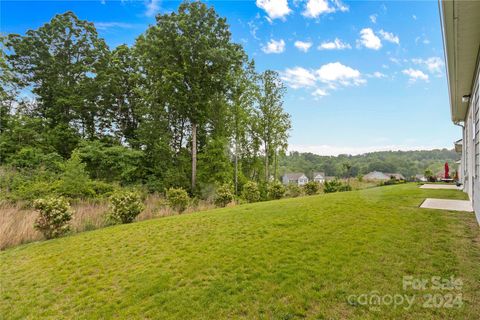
left=444, top=162, right=450, bottom=179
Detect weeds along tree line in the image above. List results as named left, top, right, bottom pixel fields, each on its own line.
left=0, top=2, right=292, bottom=204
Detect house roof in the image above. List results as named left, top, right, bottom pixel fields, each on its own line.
left=441, top=0, right=480, bottom=122
left=363, top=171, right=391, bottom=180
left=313, top=172, right=325, bottom=178
left=283, top=173, right=306, bottom=180
left=385, top=173, right=405, bottom=180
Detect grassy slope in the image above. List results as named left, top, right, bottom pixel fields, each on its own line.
left=1, top=184, right=479, bottom=319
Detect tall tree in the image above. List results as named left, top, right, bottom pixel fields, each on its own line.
left=229, top=60, right=257, bottom=194
left=104, top=44, right=142, bottom=146
left=138, top=1, right=244, bottom=192
left=256, top=70, right=291, bottom=182
left=5, top=12, right=108, bottom=138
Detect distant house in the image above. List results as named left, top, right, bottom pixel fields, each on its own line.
left=312, top=172, right=326, bottom=183
left=385, top=173, right=406, bottom=181
left=414, top=174, right=427, bottom=182
left=282, top=173, right=309, bottom=186
left=364, top=171, right=405, bottom=181
left=363, top=171, right=391, bottom=181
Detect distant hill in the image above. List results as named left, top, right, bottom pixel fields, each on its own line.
left=278, top=149, right=458, bottom=179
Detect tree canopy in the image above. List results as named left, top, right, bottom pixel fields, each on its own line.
left=1, top=2, right=291, bottom=198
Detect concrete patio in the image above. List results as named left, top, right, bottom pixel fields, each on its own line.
left=420, top=198, right=473, bottom=212
left=419, top=184, right=460, bottom=190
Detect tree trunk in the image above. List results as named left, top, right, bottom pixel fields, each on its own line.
left=274, top=149, right=277, bottom=181
left=265, top=142, right=269, bottom=182
left=191, top=122, right=197, bottom=192
left=234, top=141, right=238, bottom=196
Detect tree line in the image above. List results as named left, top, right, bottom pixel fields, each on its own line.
left=0, top=2, right=291, bottom=198
left=279, top=149, right=458, bottom=180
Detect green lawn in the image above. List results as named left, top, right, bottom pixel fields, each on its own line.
left=1, top=184, right=479, bottom=319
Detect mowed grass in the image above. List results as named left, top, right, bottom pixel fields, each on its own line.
left=1, top=184, right=479, bottom=319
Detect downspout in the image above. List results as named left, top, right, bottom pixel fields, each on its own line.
left=454, top=121, right=465, bottom=188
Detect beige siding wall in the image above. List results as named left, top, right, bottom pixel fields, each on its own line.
left=463, top=57, right=480, bottom=224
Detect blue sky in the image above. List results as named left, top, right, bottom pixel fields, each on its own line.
left=1, top=0, right=459, bottom=155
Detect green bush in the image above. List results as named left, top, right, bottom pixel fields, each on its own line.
left=108, top=191, right=144, bottom=224
left=324, top=179, right=352, bottom=193
left=338, top=184, right=353, bottom=192
left=303, top=181, right=320, bottom=195
left=166, top=187, right=190, bottom=213
left=33, top=197, right=73, bottom=239
left=323, top=179, right=342, bottom=193
left=285, top=184, right=302, bottom=197
left=268, top=181, right=286, bottom=200
left=241, top=181, right=260, bottom=203
left=14, top=180, right=58, bottom=201
left=214, top=184, right=234, bottom=207
left=76, top=141, right=143, bottom=184
left=56, top=152, right=94, bottom=198
left=381, top=179, right=406, bottom=186
left=8, top=147, right=63, bottom=171
left=88, top=180, right=117, bottom=197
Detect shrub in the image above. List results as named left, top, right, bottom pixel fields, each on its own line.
left=56, top=152, right=94, bottom=198
left=166, top=187, right=190, bottom=213
left=8, top=147, right=62, bottom=171
left=268, top=181, right=286, bottom=200
left=286, top=184, right=302, bottom=197
left=214, top=184, right=234, bottom=207
left=14, top=180, right=58, bottom=201
left=324, top=179, right=343, bottom=193
left=303, top=181, right=320, bottom=195
left=338, top=184, right=353, bottom=192
left=108, top=191, right=144, bottom=224
left=241, top=181, right=260, bottom=203
left=33, top=197, right=73, bottom=239
left=324, top=179, right=352, bottom=193
left=381, top=179, right=406, bottom=186
left=88, top=180, right=117, bottom=197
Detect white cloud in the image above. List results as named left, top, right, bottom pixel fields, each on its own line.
left=412, top=15, right=417, bottom=20
left=379, top=29, right=400, bottom=44
left=369, top=14, right=377, bottom=23
left=316, top=62, right=366, bottom=86
left=248, top=20, right=260, bottom=40
left=389, top=57, right=401, bottom=65
left=262, top=39, right=286, bottom=54
left=303, top=0, right=334, bottom=18
left=402, top=68, right=429, bottom=82
left=332, top=0, right=349, bottom=12
left=312, top=88, right=328, bottom=97
left=358, top=28, right=382, bottom=50
left=318, top=38, right=351, bottom=50
left=94, top=22, right=135, bottom=30
left=281, top=67, right=317, bottom=88
left=256, top=0, right=291, bottom=20
left=412, top=57, right=444, bottom=74
left=281, top=62, right=365, bottom=97
left=368, top=71, right=387, bottom=78
left=294, top=40, right=313, bottom=52
left=289, top=144, right=447, bottom=156
left=145, top=0, right=160, bottom=17
left=302, top=0, right=348, bottom=18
